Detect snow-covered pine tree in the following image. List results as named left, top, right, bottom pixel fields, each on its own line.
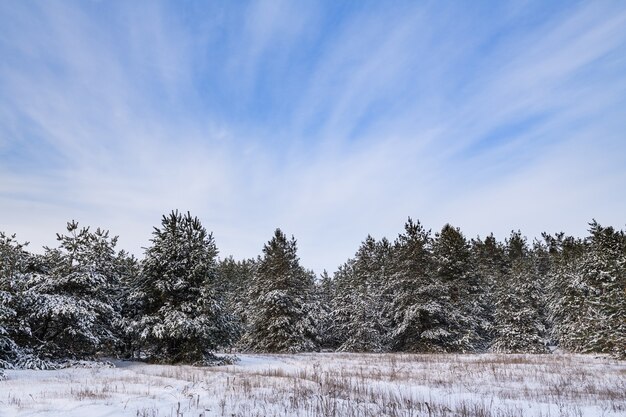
left=385, top=219, right=434, bottom=352
left=545, top=232, right=588, bottom=352
left=576, top=221, right=625, bottom=357
left=327, top=262, right=355, bottom=350
left=314, top=270, right=337, bottom=350
left=331, top=264, right=384, bottom=352
left=115, top=252, right=141, bottom=359
left=0, top=289, right=10, bottom=379
left=491, top=232, right=548, bottom=353
left=127, top=211, right=236, bottom=364
left=22, top=222, right=131, bottom=360
left=386, top=223, right=486, bottom=353
left=217, top=256, right=256, bottom=345
left=386, top=222, right=485, bottom=352
left=470, top=233, right=507, bottom=347
left=0, top=232, right=29, bottom=378
left=329, top=236, right=390, bottom=352
left=531, top=238, right=553, bottom=343
left=317, top=270, right=335, bottom=308
left=430, top=224, right=489, bottom=352
left=372, top=237, right=394, bottom=346
left=241, top=229, right=317, bottom=353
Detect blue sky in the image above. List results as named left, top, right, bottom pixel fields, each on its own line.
left=1, top=0, right=625, bottom=273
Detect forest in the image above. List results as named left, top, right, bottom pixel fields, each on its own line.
left=1, top=211, right=624, bottom=379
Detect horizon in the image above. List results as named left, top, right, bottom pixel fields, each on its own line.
left=3, top=214, right=619, bottom=273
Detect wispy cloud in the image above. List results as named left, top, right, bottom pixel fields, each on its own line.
left=1, top=1, right=625, bottom=272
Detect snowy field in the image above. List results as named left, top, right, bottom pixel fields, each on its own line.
left=1, top=353, right=624, bottom=417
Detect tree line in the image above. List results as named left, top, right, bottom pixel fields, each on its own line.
left=1, top=211, right=624, bottom=378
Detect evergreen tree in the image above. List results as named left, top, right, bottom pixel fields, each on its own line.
left=555, top=221, right=626, bottom=357
left=218, top=256, right=256, bottom=345
left=546, top=233, right=588, bottom=352
left=327, top=262, right=355, bottom=350
left=386, top=219, right=434, bottom=351
left=313, top=270, right=336, bottom=350
left=127, top=211, right=235, bottom=364
left=330, top=236, right=390, bottom=352
left=115, top=253, right=141, bottom=359
left=0, top=232, right=30, bottom=377
left=317, top=270, right=335, bottom=308
left=23, top=222, right=129, bottom=360
left=386, top=223, right=487, bottom=353
left=491, top=232, right=548, bottom=353
left=431, top=224, right=489, bottom=351
left=586, top=221, right=626, bottom=357
left=0, top=291, right=10, bottom=378
left=242, top=229, right=317, bottom=353
left=470, top=233, right=506, bottom=347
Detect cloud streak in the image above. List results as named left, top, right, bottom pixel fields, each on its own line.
left=1, top=1, right=625, bottom=272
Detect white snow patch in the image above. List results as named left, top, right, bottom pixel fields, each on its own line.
left=0, top=353, right=624, bottom=417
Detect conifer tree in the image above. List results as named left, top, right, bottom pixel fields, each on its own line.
left=387, top=223, right=487, bottom=353
left=386, top=219, right=434, bottom=351
left=313, top=270, right=336, bottom=350
left=431, top=224, right=489, bottom=351
left=327, top=262, right=355, bottom=350
left=0, top=232, right=29, bottom=377
left=23, top=222, right=130, bottom=360
left=330, top=236, right=390, bottom=352
left=546, top=233, right=587, bottom=352
left=569, top=221, right=626, bottom=357
left=491, top=232, right=548, bottom=353
left=241, top=229, right=317, bottom=353
left=116, top=253, right=141, bottom=358
left=127, top=211, right=235, bottom=364
left=218, top=256, right=256, bottom=344
left=470, top=233, right=506, bottom=347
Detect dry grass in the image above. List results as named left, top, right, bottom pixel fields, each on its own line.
left=1, top=353, right=624, bottom=417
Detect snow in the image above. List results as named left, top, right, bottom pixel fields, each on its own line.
left=1, top=353, right=624, bottom=417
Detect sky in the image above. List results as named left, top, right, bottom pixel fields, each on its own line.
left=1, top=0, right=625, bottom=273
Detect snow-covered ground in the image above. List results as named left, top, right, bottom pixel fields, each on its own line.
left=0, top=353, right=624, bottom=417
